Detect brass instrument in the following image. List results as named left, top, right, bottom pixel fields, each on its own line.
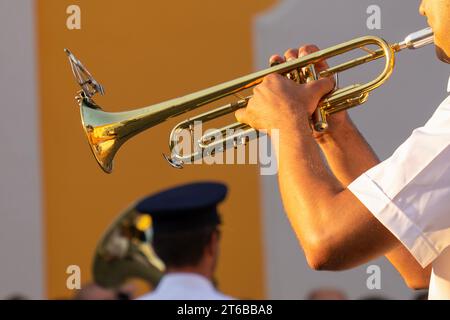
left=66, top=28, right=434, bottom=173
left=92, top=204, right=164, bottom=289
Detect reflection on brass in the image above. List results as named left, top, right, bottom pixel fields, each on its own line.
left=92, top=205, right=164, bottom=289
left=66, top=28, right=433, bottom=173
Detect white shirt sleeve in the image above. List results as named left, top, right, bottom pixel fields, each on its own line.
left=348, top=96, right=450, bottom=268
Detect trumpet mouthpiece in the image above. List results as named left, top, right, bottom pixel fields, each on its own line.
left=397, top=27, right=434, bottom=51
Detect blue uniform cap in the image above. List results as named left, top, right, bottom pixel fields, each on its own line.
left=135, top=182, right=228, bottom=233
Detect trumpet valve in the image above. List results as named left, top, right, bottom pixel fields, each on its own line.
left=312, top=108, right=329, bottom=132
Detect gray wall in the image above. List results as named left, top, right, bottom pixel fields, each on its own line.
left=0, top=0, right=44, bottom=299
left=254, top=0, right=449, bottom=299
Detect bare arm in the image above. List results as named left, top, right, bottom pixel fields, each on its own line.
left=236, top=71, right=428, bottom=277
left=273, top=111, right=398, bottom=270
left=260, top=46, right=431, bottom=288
left=317, top=114, right=431, bottom=289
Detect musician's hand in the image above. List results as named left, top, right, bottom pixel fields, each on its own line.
left=269, top=45, right=352, bottom=141
left=235, top=72, right=334, bottom=135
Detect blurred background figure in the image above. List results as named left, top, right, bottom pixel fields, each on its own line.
left=306, top=288, right=347, bottom=300
left=137, top=182, right=233, bottom=300
left=359, top=295, right=389, bottom=300
left=73, top=282, right=137, bottom=300
left=4, top=294, right=29, bottom=300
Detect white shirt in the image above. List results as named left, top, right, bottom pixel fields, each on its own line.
left=348, top=95, right=450, bottom=300
left=137, top=273, right=234, bottom=300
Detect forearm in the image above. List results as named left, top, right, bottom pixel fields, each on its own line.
left=276, top=123, right=344, bottom=234
left=274, top=121, right=397, bottom=270
left=315, top=114, right=379, bottom=186
left=236, top=72, right=397, bottom=270
left=316, top=114, right=430, bottom=287
left=385, top=247, right=431, bottom=290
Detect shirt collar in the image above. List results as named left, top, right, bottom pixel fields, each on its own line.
left=157, top=272, right=216, bottom=292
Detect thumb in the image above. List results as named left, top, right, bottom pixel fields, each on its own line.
left=306, top=78, right=335, bottom=101
left=235, top=108, right=248, bottom=124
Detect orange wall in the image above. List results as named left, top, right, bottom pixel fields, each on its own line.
left=37, top=0, right=276, bottom=299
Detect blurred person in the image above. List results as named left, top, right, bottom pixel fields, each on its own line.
left=137, top=182, right=233, bottom=300
left=235, top=0, right=450, bottom=299
left=306, top=288, right=347, bottom=300
left=359, top=295, right=389, bottom=300
left=5, top=294, right=29, bottom=300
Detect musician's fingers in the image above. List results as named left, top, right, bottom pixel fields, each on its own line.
left=298, top=44, right=335, bottom=86
left=298, top=44, right=329, bottom=72
left=284, top=48, right=299, bottom=61
left=235, top=108, right=247, bottom=125
left=269, top=54, right=285, bottom=67
left=305, top=77, right=335, bottom=102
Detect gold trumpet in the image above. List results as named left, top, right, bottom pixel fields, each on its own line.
left=66, top=28, right=433, bottom=173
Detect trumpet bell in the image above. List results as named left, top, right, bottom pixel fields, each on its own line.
left=80, top=97, right=122, bottom=174
left=92, top=204, right=165, bottom=289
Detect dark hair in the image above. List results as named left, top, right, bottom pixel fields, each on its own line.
left=153, top=226, right=218, bottom=268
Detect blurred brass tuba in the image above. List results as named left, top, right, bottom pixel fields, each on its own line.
left=66, top=28, right=433, bottom=173
left=92, top=204, right=164, bottom=289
